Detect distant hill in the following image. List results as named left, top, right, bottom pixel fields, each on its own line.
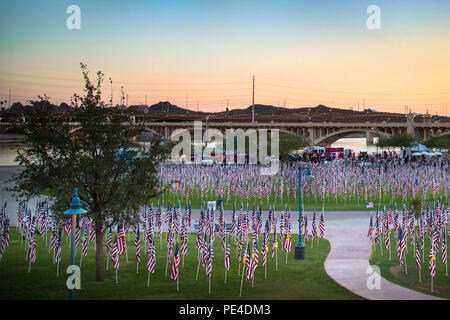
left=2, top=99, right=449, bottom=123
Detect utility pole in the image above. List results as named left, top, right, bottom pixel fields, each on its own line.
left=8, top=89, right=11, bottom=108
left=186, top=92, right=188, bottom=110
left=252, top=75, right=255, bottom=123
left=145, top=94, right=147, bottom=106
left=197, top=99, right=199, bottom=113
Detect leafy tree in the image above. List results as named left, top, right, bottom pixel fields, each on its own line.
left=377, top=133, right=415, bottom=150
left=423, top=135, right=450, bottom=151
left=276, top=132, right=310, bottom=160
left=390, top=133, right=416, bottom=148
left=376, top=136, right=393, bottom=151
left=6, top=63, right=165, bottom=282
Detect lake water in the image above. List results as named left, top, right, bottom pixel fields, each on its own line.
left=0, top=137, right=381, bottom=166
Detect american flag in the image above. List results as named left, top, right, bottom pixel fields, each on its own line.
left=89, top=221, right=96, bottom=243
left=244, top=245, right=252, bottom=280
left=432, top=227, right=439, bottom=256
left=304, top=216, right=309, bottom=244
left=429, top=244, right=436, bottom=279
left=284, top=233, right=292, bottom=253
left=134, top=227, right=141, bottom=263
left=397, top=228, right=406, bottom=265
left=117, top=224, right=126, bottom=255
left=368, top=215, right=373, bottom=240
left=311, top=212, right=317, bottom=240
left=206, top=242, right=213, bottom=279
left=442, top=232, right=447, bottom=264
left=262, top=232, right=267, bottom=267
left=64, top=221, right=71, bottom=237
left=384, top=228, right=391, bottom=250
left=224, top=237, right=230, bottom=271
left=54, top=232, right=62, bottom=264
left=112, top=235, right=120, bottom=270
left=250, top=241, right=259, bottom=278
left=107, top=227, right=112, bottom=257
left=147, top=239, right=156, bottom=273
left=28, top=218, right=37, bottom=263
left=415, top=240, right=421, bottom=270
left=81, top=229, right=88, bottom=257
left=180, top=223, right=188, bottom=257
left=271, top=228, right=277, bottom=260
left=75, top=223, right=80, bottom=246
left=319, top=212, right=325, bottom=239
left=171, top=242, right=181, bottom=280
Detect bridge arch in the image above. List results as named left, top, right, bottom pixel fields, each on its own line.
left=313, top=128, right=391, bottom=146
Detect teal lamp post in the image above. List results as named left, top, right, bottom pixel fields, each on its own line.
left=295, top=166, right=314, bottom=260
left=64, top=188, right=87, bottom=300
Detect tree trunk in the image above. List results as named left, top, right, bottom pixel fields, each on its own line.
left=95, top=225, right=104, bottom=282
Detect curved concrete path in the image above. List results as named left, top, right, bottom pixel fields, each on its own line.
left=324, top=216, right=445, bottom=300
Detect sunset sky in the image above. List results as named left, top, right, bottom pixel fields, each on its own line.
left=1, top=0, right=450, bottom=115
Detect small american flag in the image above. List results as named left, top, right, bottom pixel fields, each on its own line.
left=112, top=235, right=120, bottom=270
left=429, top=244, right=436, bottom=279
left=147, top=239, right=156, bottom=273
left=134, top=227, right=141, bottom=263
left=81, top=229, right=88, bottom=257
left=171, top=242, right=181, bottom=280
left=224, top=237, right=230, bottom=271
left=54, top=232, right=62, bottom=264
left=415, top=240, right=421, bottom=270
left=117, top=225, right=126, bottom=255
left=206, top=242, right=213, bottom=279
left=397, top=228, right=406, bottom=264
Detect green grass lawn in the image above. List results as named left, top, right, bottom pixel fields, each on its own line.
left=370, top=232, right=449, bottom=299
left=0, top=227, right=361, bottom=300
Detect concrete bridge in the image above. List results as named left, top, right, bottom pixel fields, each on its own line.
left=132, top=112, right=449, bottom=146
left=2, top=112, right=449, bottom=146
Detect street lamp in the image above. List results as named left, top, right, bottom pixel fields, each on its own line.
left=295, top=165, right=314, bottom=260
left=64, top=188, right=87, bottom=300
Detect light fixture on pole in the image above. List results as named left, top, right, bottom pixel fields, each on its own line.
left=64, top=188, right=87, bottom=300
left=295, top=166, right=314, bottom=260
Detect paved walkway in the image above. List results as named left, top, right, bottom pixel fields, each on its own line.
left=325, top=217, right=445, bottom=300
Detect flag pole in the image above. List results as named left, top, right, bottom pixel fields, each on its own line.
left=116, top=268, right=118, bottom=284
left=147, top=270, right=151, bottom=287
left=57, top=261, right=59, bottom=277
left=195, top=250, right=201, bottom=280
left=239, top=262, right=246, bottom=297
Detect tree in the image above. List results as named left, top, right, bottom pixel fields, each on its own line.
left=390, top=133, right=416, bottom=148
left=376, top=136, right=393, bottom=152
left=377, top=133, right=415, bottom=150
left=276, top=132, right=310, bottom=160
left=423, top=135, right=450, bottom=151
left=6, top=63, right=165, bottom=282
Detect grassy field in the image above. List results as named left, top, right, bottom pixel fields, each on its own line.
left=0, top=227, right=361, bottom=300
left=370, top=231, right=449, bottom=299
